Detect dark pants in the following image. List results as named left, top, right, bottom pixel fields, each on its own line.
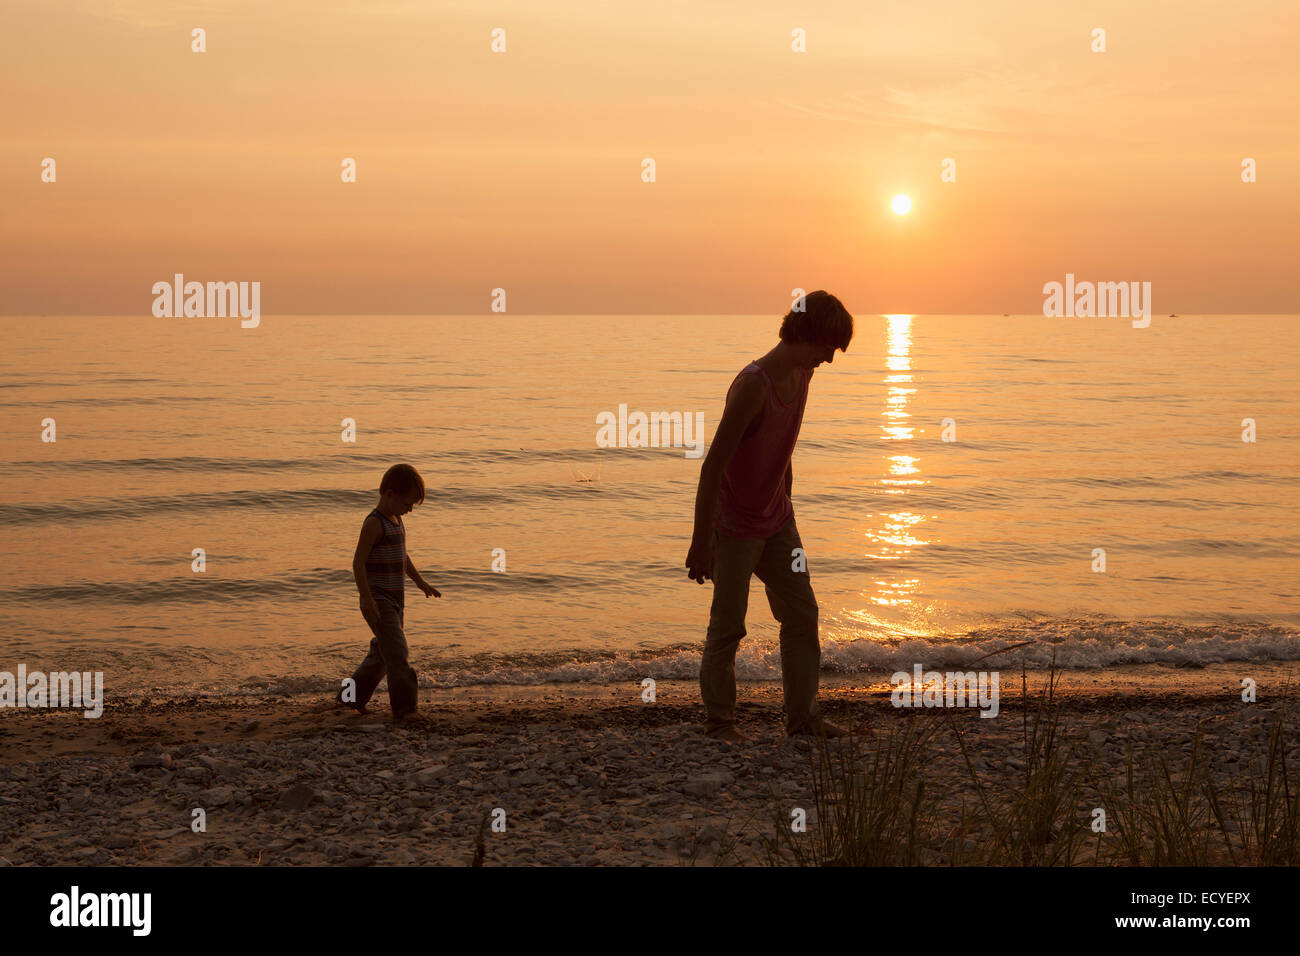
left=342, top=597, right=418, bottom=715
left=699, top=517, right=822, bottom=735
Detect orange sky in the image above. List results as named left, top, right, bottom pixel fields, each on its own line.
left=4, top=0, right=1298, bottom=315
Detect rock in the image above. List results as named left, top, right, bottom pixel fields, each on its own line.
left=1087, top=730, right=1108, bottom=748
left=242, top=719, right=260, bottom=733
left=276, top=783, right=318, bottom=812
left=196, top=755, right=241, bottom=776
left=195, top=787, right=235, bottom=807
left=103, top=834, right=133, bottom=850
left=683, top=771, right=734, bottom=797
left=698, top=824, right=724, bottom=844
left=129, top=754, right=168, bottom=770
left=0, top=857, right=10, bottom=867
left=411, top=765, right=450, bottom=786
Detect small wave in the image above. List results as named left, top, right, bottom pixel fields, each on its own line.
left=0, top=446, right=643, bottom=476
left=0, top=567, right=598, bottom=605
left=0, top=473, right=689, bottom=525
left=420, top=618, right=1300, bottom=685
left=15, top=616, right=1296, bottom=698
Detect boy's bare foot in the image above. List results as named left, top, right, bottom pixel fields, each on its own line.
left=392, top=708, right=419, bottom=722
left=334, top=697, right=369, bottom=715
left=706, top=725, right=750, bottom=743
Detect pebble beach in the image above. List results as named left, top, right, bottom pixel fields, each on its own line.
left=3, top=664, right=1297, bottom=867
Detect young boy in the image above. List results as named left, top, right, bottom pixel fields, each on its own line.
left=685, top=291, right=853, bottom=742
left=337, top=463, right=440, bottom=719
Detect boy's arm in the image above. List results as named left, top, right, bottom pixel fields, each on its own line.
left=352, top=517, right=383, bottom=618
left=405, top=553, right=441, bottom=598
left=685, top=374, right=765, bottom=583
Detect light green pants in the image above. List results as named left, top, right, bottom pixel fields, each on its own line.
left=700, top=517, right=821, bottom=734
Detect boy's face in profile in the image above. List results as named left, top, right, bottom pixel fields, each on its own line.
left=795, top=342, right=838, bottom=369
left=382, top=488, right=422, bottom=516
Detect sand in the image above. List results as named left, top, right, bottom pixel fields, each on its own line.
left=1, top=663, right=1297, bottom=866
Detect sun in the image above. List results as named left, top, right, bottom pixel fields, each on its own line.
left=891, top=194, right=912, bottom=216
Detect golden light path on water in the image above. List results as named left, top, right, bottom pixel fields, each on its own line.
left=847, top=315, right=937, bottom=634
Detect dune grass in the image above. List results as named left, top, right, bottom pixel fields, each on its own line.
left=748, top=663, right=1300, bottom=867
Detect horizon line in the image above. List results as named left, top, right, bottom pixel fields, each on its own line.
left=1, top=312, right=1281, bottom=319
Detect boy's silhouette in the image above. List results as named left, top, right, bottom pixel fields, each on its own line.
left=338, top=463, right=440, bottom=719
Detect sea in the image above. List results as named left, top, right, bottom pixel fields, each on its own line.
left=2, top=314, right=1297, bottom=698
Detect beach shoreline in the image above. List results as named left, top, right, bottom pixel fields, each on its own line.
left=2, top=662, right=1297, bottom=866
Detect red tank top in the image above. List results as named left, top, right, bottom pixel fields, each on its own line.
left=715, top=361, right=809, bottom=539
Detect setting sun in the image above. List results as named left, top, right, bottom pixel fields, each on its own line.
left=891, top=194, right=913, bottom=216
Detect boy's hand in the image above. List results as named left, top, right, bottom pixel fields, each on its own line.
left=417, top=579, right=441, bottom=598
left=685, top=535, right=714, bottom=584
left=360, top=596, right=381, bottom=624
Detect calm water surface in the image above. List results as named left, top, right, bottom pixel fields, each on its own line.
left=1, top=314, right=1297, bottom=695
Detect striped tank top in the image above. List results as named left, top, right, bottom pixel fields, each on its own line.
left=364, top=508, right=406, bottom=609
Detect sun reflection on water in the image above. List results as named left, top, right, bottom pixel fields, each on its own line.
left=861, top=315, right=933, bottom=612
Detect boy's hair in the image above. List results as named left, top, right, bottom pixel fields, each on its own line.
left=778, top=290, right=854, bottom=351
left=379, top=463, right=425, bottom=504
